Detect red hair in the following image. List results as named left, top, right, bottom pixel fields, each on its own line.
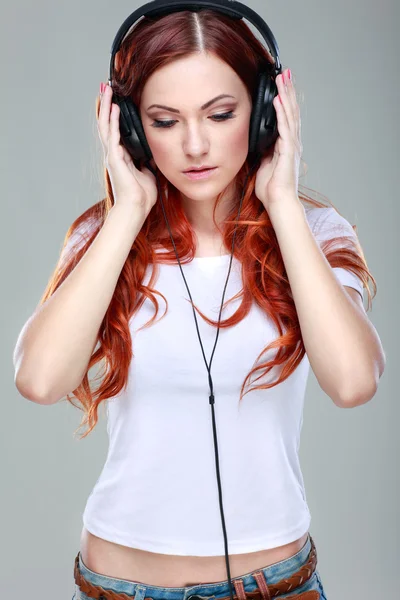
left=40, top=10, right=376, bottom=438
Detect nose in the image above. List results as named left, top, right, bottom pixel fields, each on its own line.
left=182, top=121, right=210, bottom=157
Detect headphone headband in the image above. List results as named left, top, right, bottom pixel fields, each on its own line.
left=107, top=0, right=282, bottom=160
left=108, top=0, right=281, bottom=84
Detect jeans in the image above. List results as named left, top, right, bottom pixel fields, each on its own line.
left=73, top=533, right=327, bottom=599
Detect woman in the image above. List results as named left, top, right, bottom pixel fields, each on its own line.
left=14, top=4, right=384, bottom=600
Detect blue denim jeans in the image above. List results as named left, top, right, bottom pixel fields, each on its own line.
left=73, top=533, right=327, bottom=599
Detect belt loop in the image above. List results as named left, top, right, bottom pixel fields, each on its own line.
left=133, top=585, right=147, bottom=600
left=233, top=578, right=247, bottom=600
left=252, top=571, right=271, bottom=600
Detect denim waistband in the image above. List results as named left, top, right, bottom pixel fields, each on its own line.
left=77, top=533, right=312, bottom=600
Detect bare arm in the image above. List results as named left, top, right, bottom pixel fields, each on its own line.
left=14, top=204, right=147, bottom=405
left=268, top=198, right=385, bottom=408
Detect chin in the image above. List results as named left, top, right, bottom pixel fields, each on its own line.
left=181, top=184, right=230, bottom=201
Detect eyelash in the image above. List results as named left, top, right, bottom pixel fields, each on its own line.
left=151, top=110, right=236, bottom=129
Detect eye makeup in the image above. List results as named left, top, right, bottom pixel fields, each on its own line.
left=151, top=110, right=236, bottom=129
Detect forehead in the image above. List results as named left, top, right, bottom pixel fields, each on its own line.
left=140, top=52, right=245, bottom=104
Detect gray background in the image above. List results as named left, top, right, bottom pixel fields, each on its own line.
left=2, top=0, right=398, bottom=597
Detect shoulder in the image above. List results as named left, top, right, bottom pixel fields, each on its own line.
left=304, top=205, right=358, bottom=245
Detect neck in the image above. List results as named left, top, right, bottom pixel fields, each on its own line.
left=181, top=180, right=237, bottom=237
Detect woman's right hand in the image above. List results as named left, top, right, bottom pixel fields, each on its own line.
left=97, top=82, right=158, bottom=217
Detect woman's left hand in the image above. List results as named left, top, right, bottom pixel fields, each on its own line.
left=254, top=68, right=303, bottom=212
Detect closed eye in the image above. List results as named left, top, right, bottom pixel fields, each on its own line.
left=150, top=110, right=236, bottom=129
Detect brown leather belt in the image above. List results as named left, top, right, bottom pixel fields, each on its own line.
left=74, top=535, right=319, bottom=600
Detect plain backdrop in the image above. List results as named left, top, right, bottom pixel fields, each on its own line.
left=2, top=1, right=398, bottom=598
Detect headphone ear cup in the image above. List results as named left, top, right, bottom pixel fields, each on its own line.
left=248, top=71, right=279, bottom=156
left=113, top=94, right=153, bottom=163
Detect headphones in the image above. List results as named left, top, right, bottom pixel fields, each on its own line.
left=108, top=0, right=282, bottom=163
left=106, top=3, right=283, bottom=600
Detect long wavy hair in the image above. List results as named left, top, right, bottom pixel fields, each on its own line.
left=39, top=9, right=376, bottom=438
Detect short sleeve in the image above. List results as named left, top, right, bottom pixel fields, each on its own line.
left=306, top=206, right=364, bottom=300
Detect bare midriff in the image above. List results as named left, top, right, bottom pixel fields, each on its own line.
left=79, top=527, right=309, bottom=587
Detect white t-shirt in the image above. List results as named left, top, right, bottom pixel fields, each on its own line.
left=65, top=205, right=364, bottom=555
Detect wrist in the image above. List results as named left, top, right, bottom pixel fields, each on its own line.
left=110, top=201, right=147, bottom=222
left=267, top=196, right=305, bottom=225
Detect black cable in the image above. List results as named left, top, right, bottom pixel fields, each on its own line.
left=144, top=156, right=260, bottom=600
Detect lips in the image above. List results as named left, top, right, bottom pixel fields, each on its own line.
left=183, top=166, right=216, bottom=173
left=183, top=167, right=218, bottom=180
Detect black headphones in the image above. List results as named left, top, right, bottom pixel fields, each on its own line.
left=105, top=4, right=283, bottom=600
left=108, top=0, right=282, bottom=163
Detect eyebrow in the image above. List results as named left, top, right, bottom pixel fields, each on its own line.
left=146, top=94, right=237, bottom=114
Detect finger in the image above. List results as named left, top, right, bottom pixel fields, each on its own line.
left=98, top=84, right=112, bottom=146
left=109, top=102, right=121, bottom=151
left=273, top=93, right=289, bottom=138
left=285, top=71, right=301, bottom=137
left=276, top=73, right=295, bottom=135
left=283, top=71, right=296, bottom=106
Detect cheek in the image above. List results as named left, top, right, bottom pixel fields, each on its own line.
left=143, top=133, right=179, bottom=183
left=224, top=118, right=250, bottom=162
left=144, top=133, right=170, bottom=164
left=140, top=118, right=170, bottom=165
